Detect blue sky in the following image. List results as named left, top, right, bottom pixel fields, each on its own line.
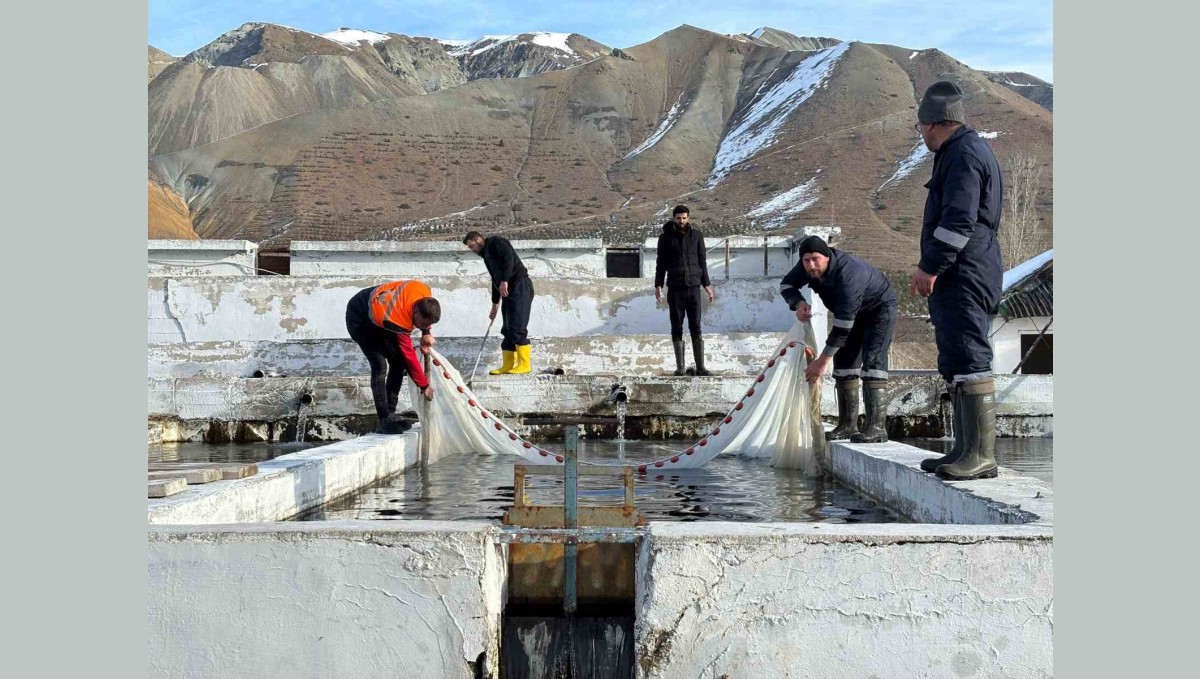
left=149, top=0, right=1053, bottom=82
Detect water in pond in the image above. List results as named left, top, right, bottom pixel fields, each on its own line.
left=148, top=441, right=325, bottom=464
left=897, top=437, right=1053, bottom=484
left=298, top=440, right=902, bottom=523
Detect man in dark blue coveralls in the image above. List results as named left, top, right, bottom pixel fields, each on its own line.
left=780, top=236, right=898, bottom=443
left=909, top=81, right=1005, bottom=481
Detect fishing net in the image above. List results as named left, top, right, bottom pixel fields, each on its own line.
left=411, top=320, right=825, bottom=475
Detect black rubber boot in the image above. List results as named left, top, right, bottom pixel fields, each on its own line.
left=826, top=378, right=861, bottom=440
left=375, top=414, right=412, bottom=435
left=672, top=340, right=687, bottom=376
left=850, top=380, right=889, bottom=443
left=937, top=378, right=998, bottom=480
left=921, top=384, right=964, bottom=472
left=691, top=336, right=711, bottom=376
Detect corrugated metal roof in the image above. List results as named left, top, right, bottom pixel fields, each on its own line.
left=999, top=261, right=1053, bottom=319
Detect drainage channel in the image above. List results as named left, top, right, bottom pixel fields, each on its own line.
left=498, top=425, right=639, bottom=678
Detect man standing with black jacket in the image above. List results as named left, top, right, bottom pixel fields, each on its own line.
left=464, top=231, right=535, bottom=375
left=655, top=205, right=715, bottom=376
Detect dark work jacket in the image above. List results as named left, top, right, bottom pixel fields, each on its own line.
left=480, top=236, right=529, bottom=304
left=779, top=249, right=896, bottom=349
left=654, top=221, right=711, bottom=289
left=919, top=126, right=1004, bottom=278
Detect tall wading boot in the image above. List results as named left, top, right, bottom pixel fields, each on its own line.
left=921, top=384, right=964, bottom=472
left=826, top=378, right=861, bottom=441
left=691, top=336, right=711, bottom=376
left=672, top=340, right=687, bottom=376
left=850, top=380, right=889, bottom=443
left=937, top=378, right=999, bottom=480
left=509, top=344, right=532, bottom=374
left=489, top=350, right=515, bottom=375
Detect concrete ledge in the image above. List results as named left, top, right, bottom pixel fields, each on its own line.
left=148, top=240, right=258, bottom=277
left=830, top=441, right=1054, bottom=526
left=148, top=372, right=1052, bottom=426
left=149, top=521, right=504, bottom=679
left=147, top=431, right=428, bottom=524
left=290, top=239, right=607, bottom=277
left=636, top=521, right=1051, bottom=678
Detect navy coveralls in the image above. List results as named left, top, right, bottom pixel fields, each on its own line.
left=481, top=236, right=534, bottom=351
left=919, top=126, right=1004, bottom=383
left=780, top=249, right=898, bottom=381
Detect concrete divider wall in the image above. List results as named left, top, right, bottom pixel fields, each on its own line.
left=148, top=522, right=504, bottom=679
left=147, top=431, right=430, bottom=524
left=642, top=235, right=796, bottom=278
left=290, top=239, right=607, bottom=277
left=635, top=523, right=1052, bottom=678
left=148, top=240, right=258, bottom=276
left=147, top=275, right=827, bottom=344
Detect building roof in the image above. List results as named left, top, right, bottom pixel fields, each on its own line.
left=999, top=249, right=1053, bottom=319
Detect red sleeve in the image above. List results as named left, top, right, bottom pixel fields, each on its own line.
left=396, top=333, right=429, bottom=389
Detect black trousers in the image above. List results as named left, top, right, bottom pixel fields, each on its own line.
left=831, top=300, right=898, bottom=382
left=500, top=276, right=534, bottom=351
left=927, top=239, right=1001, bottom=383
left=345, top=287, right=409, bottom=419
left=667, top=285, right=703, bottom=340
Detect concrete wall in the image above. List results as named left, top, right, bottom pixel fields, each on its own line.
left=148, top=240, right=258, bottom=276
left=642, top=235, right=795, bottom=278
left=290, top=239, right=607, bottom=278
left=992, top=316, right=1053, bottom=374
left=148, top=372, right=1051, bottom=428
left=635, top=522, right=1052, bottom=678
left=147, top=275, right=824, bottom=344
left=830, top=442, right=1053, bottom=526
left=148, top=522, right=504, bottom=679
left=147, top=431, right=438, bottom=524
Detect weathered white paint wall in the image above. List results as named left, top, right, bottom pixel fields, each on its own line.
left=148, top=372, right=1052, bottom=423
left=992, top=316, right=1053, bottom=374
left=290, top=239, right=607, bottom=277
left=635, top=522, right=1052, bottom=678
left=148, top=240, right=258, bottom=276
left=147, top=432, right=436, bottom=524
left=642, top=235, right=795, bottom=278
left=147, top=275, right=823, bottom=344
left=148, top=522, right=504, bottom=679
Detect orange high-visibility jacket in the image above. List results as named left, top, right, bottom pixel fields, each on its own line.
left=369, top=280, right=432, bottom=333
left=367, top=280, right=433, bottom=388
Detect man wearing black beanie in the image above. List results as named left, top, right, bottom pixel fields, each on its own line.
left=654, top=205, right=715, bottom=376
left=780, top=236, right=898, bottom=443
left=909, top=80, right=1004, bottom=481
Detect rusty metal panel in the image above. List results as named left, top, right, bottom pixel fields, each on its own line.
left=503, top=505, right=643, bottom=528
left=508, top=542, right=636, bottom=606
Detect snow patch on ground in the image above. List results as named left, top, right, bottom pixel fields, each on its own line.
left=977, top=130, right=1001, bottom=139
left=450, top=32, right=576, bottom=58
left=624, top=93, right=687, bottom=160
left=708, top=43, right=849, bottom=186
left=878, top=142, right=931, bottom=191
left=322, top=29, right=391, bottom=45
left=746, top=176, right=821, bottom=229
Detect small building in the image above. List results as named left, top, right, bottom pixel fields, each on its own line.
left=991, top=249, right=1053, bottom=374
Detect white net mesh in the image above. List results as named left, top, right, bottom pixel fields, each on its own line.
left=410, top=320, right=824, bottom=475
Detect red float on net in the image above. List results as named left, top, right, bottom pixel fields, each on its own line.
left=654, top=461, right=664, bottom=468
left=724, top=416, right=733, bottom=424
left=670, top=456, right=680, bottom=463
left=712, top=428, right=721, bottom=435
left=509, top=433, right=518, bottom=440
left=494, top=422, right=503, bottom=431
left=638, top=465, right=647, bottom=472
left=523, top=442, right=532, bottom=449
left=468, top=399, right=477, bottom=407
left=555, top=455, right=564, bottom=463
left=433, top=359, right=441, bottom=367
left=539, top=450, right=549, bottom=457
left=457, top=386, right=465, bottom=393
left=699, top=439, right=708, bottom=447
left=685, top=447, right=695, bottom=455
left=735, top=402, right=744, bottom=410
left=768, top=359, right=776, bottom=368
left=757, top=374, right=765, bottom=383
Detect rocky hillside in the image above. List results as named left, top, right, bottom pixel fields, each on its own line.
left=149, top=24, right=1053, bottom=269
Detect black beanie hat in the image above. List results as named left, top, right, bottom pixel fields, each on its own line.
left=918, top=80, right=967, bottom=125
left=798, top=235, right=833, bottom=258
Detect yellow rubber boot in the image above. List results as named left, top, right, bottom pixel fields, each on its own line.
left=489, top=350, right=515, bottom=375
left=509, top=344, right=532, bottom=374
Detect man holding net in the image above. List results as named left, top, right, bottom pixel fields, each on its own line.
left=780, top=236, right=898, bottom=443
